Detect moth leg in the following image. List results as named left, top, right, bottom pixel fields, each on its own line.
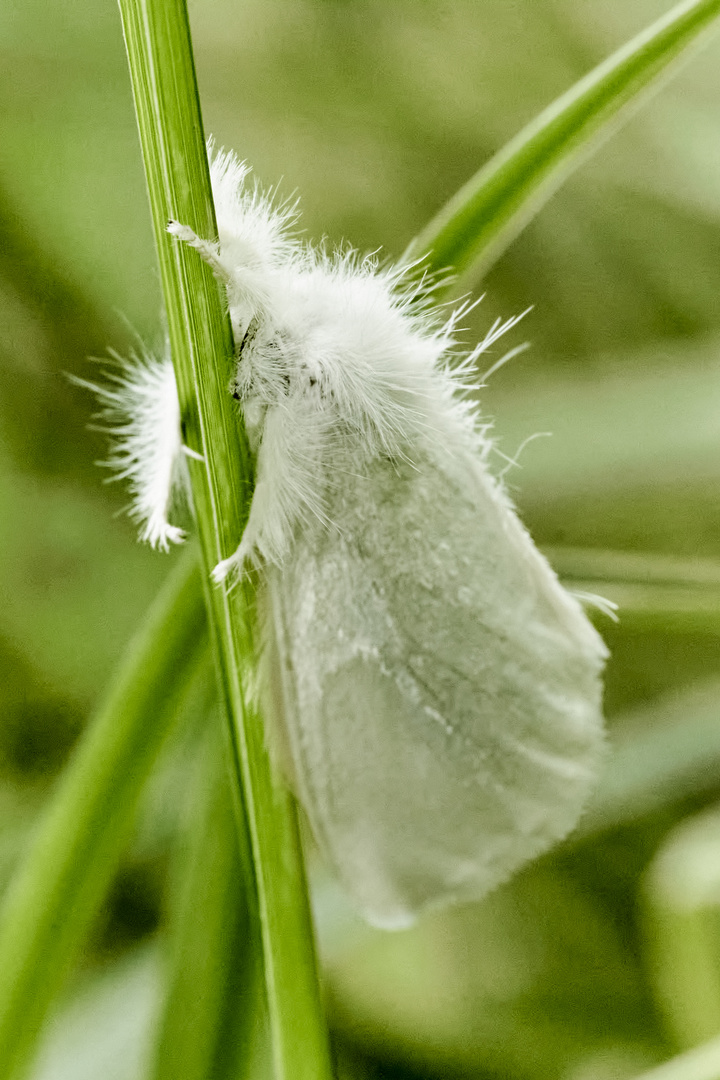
left=212, top=402, right=329, bottom=583
left=167, top=220, right=268, bottom=329
left=167, top=221, right=233, bottom=284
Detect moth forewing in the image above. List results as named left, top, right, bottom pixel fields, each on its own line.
left=266, top=443, right=606, bottom=929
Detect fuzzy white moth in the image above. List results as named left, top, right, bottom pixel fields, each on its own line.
left=98, top=148, right=607, bottom=930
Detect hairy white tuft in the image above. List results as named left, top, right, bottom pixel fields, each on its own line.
left=87, top=348, right=185, bottom=551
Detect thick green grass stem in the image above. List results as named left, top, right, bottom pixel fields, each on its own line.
left=0, top=550, right=207, bottom=1080
left=409, top=0, right=720, bottom=288
left=115, top=0, right=332, bottom=1076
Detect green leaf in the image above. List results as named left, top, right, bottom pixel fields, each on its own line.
left=408, top=0, right=720, bottom=285
left=0, top=550, right=206, bottom=1080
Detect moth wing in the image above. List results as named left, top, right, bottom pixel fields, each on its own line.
left=265, top=447, right=606, bottom=929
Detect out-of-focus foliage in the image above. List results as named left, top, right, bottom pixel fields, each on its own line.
left=3, top=0, right=720, bottom=1078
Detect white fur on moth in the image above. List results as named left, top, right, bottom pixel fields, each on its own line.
left=102, top=148, right=607, bottom=930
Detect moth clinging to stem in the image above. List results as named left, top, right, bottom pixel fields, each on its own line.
left=94, top=147, right=607, bottom=929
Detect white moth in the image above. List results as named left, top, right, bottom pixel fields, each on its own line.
left=99, top=148, right=607, bottom=929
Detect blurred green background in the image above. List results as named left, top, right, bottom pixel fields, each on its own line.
left=3, top=1, right=720, bottom=1078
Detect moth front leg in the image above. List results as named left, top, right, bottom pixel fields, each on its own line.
left=167, top=221, right=234, bottom=283
left=167, top=220, right=269, bottom=319
left=212, top=401, right=330, bottom=584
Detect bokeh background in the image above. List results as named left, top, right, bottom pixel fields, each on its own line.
left=3, top=1, right=720, bottom=1078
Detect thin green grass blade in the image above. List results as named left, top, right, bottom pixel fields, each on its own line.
left=115, top=0, right=331, bottom=1075
left=565, top=580, right=720, bottom=633
left=548, top=547, right=720, bottom=631
left=547, top=547, right=720, bottom=632
left=151, top=719, right=268, bottom=1080
left=546, top=548, right=720, bottom=590
left=0, top=550, right=207, bottom=1080
left=408, top=0, right=720, bottom=284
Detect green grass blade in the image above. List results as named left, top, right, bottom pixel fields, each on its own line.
left=549, top=548, right=720, bottom=633
left=151, top=720, right=267, bottom=1080
left=408, top=0, right=720, bottom=283
left=565, top=580, right=720, bottom=633
left=547, top=548, right=720, bottom=589
left=115, top=0, right=332, bottom=1075
left=0, top=551, right=207, bottom=1080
